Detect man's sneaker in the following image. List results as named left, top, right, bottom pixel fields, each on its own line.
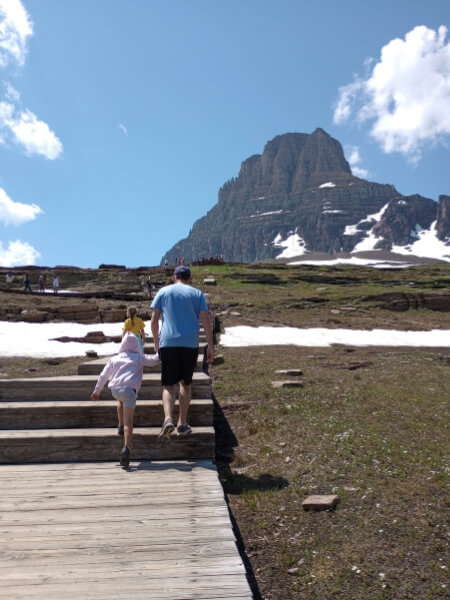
left=177, top=423, right=192, bottom=437
left=117, top=425, right=124, bottom=436
left=120, top=446, right=130, bottom=467
left=158, top=417, right=176, bottom=442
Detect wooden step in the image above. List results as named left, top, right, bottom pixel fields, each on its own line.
left=0, top=427, right=215, bottom=463
left=0, top=399, right=213, bottom=429
left=0, top=372, right=212, bottom=402
left=77, top=355, right=205, bottom=375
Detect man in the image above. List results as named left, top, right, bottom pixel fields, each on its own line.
left=151, top=265, right=214, bottom=440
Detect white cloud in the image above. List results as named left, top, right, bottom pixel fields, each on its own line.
left=0, top=0, right=32, bottom=67
left=118, top=123, right=128, bottom=135
left=4, top=81, right=20, bottom=101
left=334, top=26, right=450, bottom=161
left=345, top=145, right=370, bottom=178
left=0, top=187, right=42, bottom=226
left=8, top=108, right=63, bottom=159
left=0, top=102, right=63, bottom=159
left=0, top=239, right=40, bottom=266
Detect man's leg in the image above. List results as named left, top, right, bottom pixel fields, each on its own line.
left=162, top=384, right=177, bottom=419
left=158, top=384, right=177, bottom=441
left=178, top=380, right=191, bottom=426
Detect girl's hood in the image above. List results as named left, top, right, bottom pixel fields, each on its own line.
left=119, top=332, right=142, bottom=354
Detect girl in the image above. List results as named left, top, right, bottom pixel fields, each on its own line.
left=90, top=332, right=159, bottom=467
left=122, top=306, right=145, bottom=350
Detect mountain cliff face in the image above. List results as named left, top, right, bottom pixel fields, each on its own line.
left=162, top=129, right=450, bottom=264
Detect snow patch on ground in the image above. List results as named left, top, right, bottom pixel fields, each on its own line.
left=0, top=322, right=123, bottom=357
left=1, top=320, right=448, bottom=359
left=220, top=326, right=450, bottom=348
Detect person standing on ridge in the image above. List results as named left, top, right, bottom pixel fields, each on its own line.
left=23, top=273, right=32, bottom=293
left=53, top=276, right=59, bottom=295
left=145, top=276, right=153, bottom=299
left=150, top=265, right=214, bottom=441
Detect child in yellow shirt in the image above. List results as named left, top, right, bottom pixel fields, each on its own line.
left=122, top=306, right=145, bottom=350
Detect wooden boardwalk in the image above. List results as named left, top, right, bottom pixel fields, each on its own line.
left=0, top=459, right=253, bottom=599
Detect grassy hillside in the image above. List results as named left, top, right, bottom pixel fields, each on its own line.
left=202, top=263, right=449, bottom=600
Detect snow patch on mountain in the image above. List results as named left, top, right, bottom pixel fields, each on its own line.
left=274, top=232, right=308, bottom=258
left=392, top=221, right=450, bottom=262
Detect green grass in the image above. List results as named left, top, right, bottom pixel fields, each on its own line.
left=214, top=347, right=449, bottom=599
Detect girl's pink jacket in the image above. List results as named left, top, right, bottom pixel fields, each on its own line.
left=92, top=332, right=159, bottom=396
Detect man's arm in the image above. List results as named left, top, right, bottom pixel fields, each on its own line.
left=200, top=310, right=214, bottom=363
left=151, top=308, right=161, bottom=354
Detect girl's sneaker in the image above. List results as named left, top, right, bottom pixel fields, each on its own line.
left=117, top=425, right=124, bottom=436
left=120, top=446, right=130, bottom=467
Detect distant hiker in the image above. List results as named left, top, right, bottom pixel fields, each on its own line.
left=6, top=272, right=14, bottom=287
left=39, top=274, right=45, bottom=294
left=90, top=332, right=159, bottom=467
left=145, top=276, right=153, bottom=299
left=151, top=265, right=214, bottom=442
left=23, top=273, right=32, bottom=293
left=122, top=306, right=145, bottom=350
left=53, top=276, right=59, bottom=295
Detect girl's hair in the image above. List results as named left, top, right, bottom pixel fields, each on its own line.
left=126, top=306, right=137, bottom=324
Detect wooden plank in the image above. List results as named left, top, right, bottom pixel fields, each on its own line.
left=1, top=561, right=246, bottom=585
left=0, top=459, right=216, bottom=474
left=0, top=515, right=233, bottom=534
left=1, top=475, right=222, bottom=492
left=0, top=506, right=231, bottom=526
left=1, top=540, right=242, bottom=563
left=4, top=576, right=253, bottom=598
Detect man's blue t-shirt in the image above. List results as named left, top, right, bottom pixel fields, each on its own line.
left=151, top=283, right=208, bottom=348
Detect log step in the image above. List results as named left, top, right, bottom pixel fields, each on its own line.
left=0, top=427, right=216, bottom=463
left=0, top=373, right=212, bottom=401
left=0, top=399, right=213, bottom=429
left=77, top=354, right=205, bottom=375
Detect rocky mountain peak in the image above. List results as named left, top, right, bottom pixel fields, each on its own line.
left=224, top=130, right=351, bottom=201
left=162, top=129, right=449, bottom=264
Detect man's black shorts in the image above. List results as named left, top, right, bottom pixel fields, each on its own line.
left=159, top=347, right=199, bottom=386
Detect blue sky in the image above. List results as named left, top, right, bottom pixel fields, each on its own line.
left=0, top=0, right=449, bottom=268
